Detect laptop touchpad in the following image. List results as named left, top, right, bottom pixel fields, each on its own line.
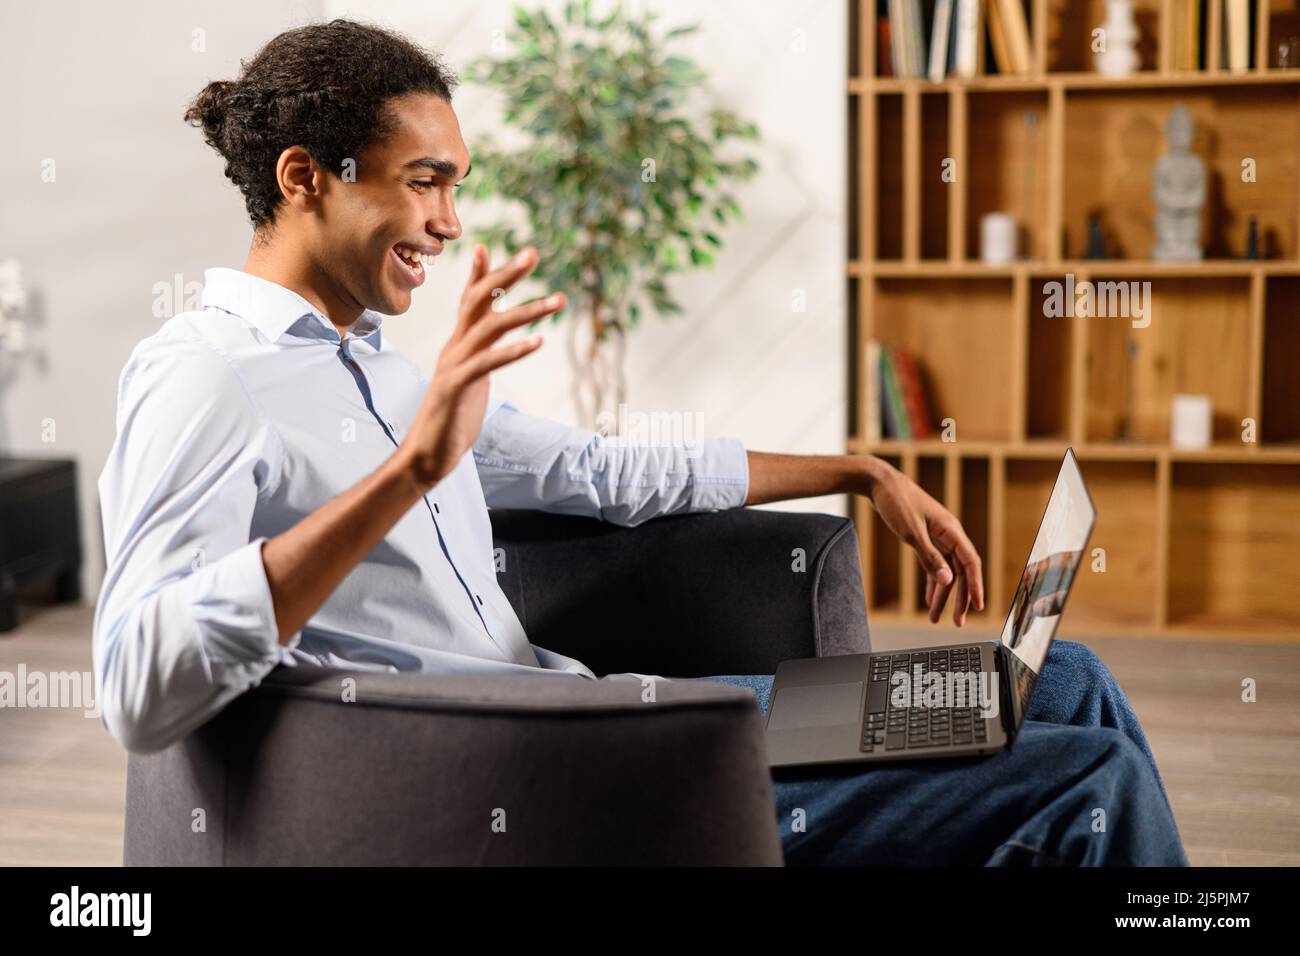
left=769, top=682, right=863, bottom=730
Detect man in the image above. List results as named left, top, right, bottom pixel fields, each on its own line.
left=94, top=19, right=1186, bottom=865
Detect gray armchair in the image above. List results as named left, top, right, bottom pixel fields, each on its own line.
left=123, top=507, right=871, bottom=866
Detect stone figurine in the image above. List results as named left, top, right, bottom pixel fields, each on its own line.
left=1153, top=104, right=1205, bottom=261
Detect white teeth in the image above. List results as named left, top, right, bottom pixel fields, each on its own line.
left=395, top=247, right=429, bottom=268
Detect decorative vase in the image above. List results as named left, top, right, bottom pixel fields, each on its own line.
left=1096, top=0, right=1139, bottom=76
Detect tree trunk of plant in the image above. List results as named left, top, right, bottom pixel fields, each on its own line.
left=566, top=296, right=627, bottom=432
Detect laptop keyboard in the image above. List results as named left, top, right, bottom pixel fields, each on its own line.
left=861, top=645, right=990, bottom=754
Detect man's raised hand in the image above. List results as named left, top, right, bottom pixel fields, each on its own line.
left=398, top=244, right=563, bottom=489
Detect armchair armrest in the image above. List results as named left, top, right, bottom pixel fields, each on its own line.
left=490, top=507, right=870, bottom=677
left=124, top=663, right=784, bottom=866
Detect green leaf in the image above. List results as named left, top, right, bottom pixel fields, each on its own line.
left=461, top=0, right=759, bottom=328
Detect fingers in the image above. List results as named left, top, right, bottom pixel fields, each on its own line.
left=921, top=518, right=980, bottom=626
left=953, top=536, right=984, bottom=613
left=952, top=560, right=970, bottom=627
left=462, top=292, right=565, bottom=353
left=932, top=518, right=985, bottom=613
left=910, top=519, right=952, bottom=623
left=461, top=247, right=540, bottom=321
left=469, top=243, right=488, bottom=284
left=927, top=553, right=955, bottom=623
left=459, top=332, right=544, bottom=381
left=450, top=245, right=491, bottom=336
left=915, top=528, right=953, bottom=589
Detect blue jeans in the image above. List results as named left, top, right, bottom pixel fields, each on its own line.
left=695, top=640, right=1188, bottom=866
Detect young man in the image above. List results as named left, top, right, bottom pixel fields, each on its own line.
left=93, top=19, right=1186, bottom=865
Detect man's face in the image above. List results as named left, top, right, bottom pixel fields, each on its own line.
left=316, top=92, right=470, bottom=316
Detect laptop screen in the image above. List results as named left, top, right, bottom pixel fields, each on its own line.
left=999, top=449, right=1096, bottom=732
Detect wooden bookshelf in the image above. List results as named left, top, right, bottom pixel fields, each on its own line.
left=848, top=0, right=1300, bottom=641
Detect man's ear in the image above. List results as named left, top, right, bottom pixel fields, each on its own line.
left=275, top=145, right=325, bottom=213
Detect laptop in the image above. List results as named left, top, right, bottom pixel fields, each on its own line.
left=765, top=448, right=1096, bottom=769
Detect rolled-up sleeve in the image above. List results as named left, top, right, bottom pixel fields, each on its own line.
left=93, top=331, right=294, bottom=754
left=472, top=400, right=749, bottom=526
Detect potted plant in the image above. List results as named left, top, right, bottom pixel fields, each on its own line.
left=461, top=0, right=760, bottom=428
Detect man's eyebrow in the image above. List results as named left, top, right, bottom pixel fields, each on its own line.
left=402, top=157, right=472, bottom=180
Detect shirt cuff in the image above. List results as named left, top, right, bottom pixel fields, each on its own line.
left=186, top=536, right=302, bottom=668
left=688, top=437, right=750, bottom=512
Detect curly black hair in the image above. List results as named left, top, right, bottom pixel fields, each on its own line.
left=184, top=18, right=459, bottom=230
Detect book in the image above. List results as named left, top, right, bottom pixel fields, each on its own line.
left=878, top=13, right=893, bottom=77
left=1225, top=0, right=1249, bottom=73
left=987, top=0, right=1014, bottom=75
left=954, top=0, right=980, bottom=78
left=865, top=339, right=882, bottom=442
left=888, top=0, right=908, bottom=77
left=879, top=345, right=910, bottom=440
left=928, top=0, right=953, bottom=82
left=1191, top=0, right=1202, bottom=69
left=876, top=344, right=936, bottom=440
left=997, top=0, right=1034, bottom=74
left=950, top=0, right=961, bottom=71
left=892, top=0, right=922, bottom=78
left=892, top=346, right=937, bottom=438
left=909, top=0, right=928, bottom=81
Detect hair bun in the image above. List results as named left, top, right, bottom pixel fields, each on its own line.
left=183, top=79, right=237, bottom=142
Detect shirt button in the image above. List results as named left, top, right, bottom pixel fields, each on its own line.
left=475, top=593, right=484, bottom=606
left=433, top=501, right=441, bottom=514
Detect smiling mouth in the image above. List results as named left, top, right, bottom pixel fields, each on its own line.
left=391, top=244, right=434, bottom=287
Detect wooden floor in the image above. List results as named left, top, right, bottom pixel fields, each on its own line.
left=1, top=603, right=1298, bottom=866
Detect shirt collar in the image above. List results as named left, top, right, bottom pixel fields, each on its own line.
left=200, top=267, right=383, bottom=351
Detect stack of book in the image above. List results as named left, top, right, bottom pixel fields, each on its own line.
left=865, top=339, right=937, bottom=442
left=879, top=0, right=1032, bottom=81
left=879, top=0, right=1262, bottom=79
left=1170, top=0, right=1257, bottom=71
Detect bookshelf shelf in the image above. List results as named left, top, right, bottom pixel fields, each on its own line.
left=847, top=437, right=1300, bottom=463
left=851, top=69, right=1300, bottom=92
left=852, top=259, right=1300, bottom=276
left=849, top=0, right=1300, bottom=641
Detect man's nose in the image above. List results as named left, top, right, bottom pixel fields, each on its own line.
left=432, top=207, right=462, bottom=243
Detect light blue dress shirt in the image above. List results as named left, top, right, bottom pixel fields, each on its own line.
left=93, top=267, right=750, bottom=753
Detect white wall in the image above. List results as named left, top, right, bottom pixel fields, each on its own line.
left=0, top=0, right=846, bottom=600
